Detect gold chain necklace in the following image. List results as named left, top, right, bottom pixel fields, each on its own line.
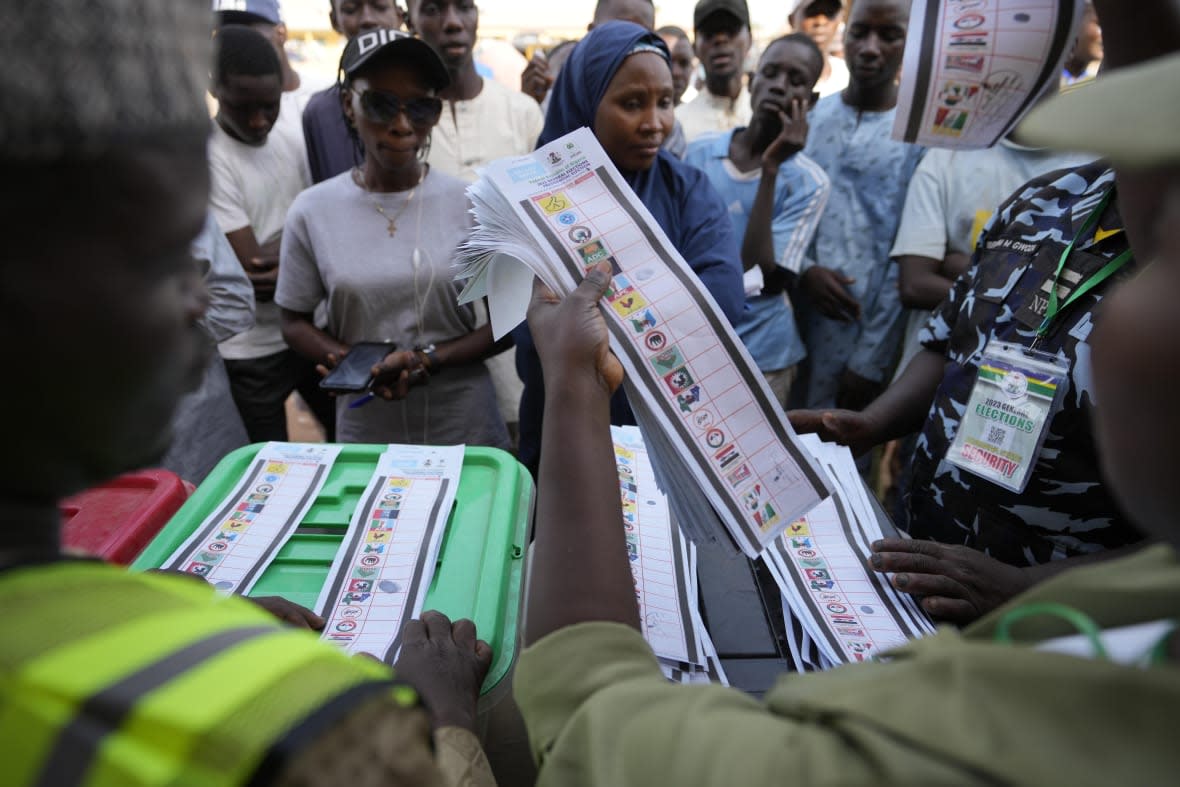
left=353, top=166, right=427, bottom=237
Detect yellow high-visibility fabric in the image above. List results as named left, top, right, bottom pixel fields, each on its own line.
left=0, top=561, right=411, bottom=787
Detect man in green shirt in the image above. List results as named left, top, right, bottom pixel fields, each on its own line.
left=513, top=3, right=1180, bottom=783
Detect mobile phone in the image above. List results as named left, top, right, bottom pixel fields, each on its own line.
left=319, top=342, right=396, bottom=393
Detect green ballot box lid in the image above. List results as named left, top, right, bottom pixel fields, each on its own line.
left=132, top=444, right=534, bottom=696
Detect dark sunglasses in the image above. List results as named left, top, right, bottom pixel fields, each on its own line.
left=358, top=90, right=443, bottom=127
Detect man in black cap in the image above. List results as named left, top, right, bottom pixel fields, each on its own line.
left=302, top=0, right=406, bottom=184
left=790, top=0, right=850, bottom=96
left=677, top=0, right=753, bottom=143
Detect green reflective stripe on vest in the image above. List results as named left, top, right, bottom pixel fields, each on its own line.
left=1, top=562, right=405, bottom=786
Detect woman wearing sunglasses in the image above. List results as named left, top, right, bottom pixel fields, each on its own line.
left=276, top=29, right=510, bottom=448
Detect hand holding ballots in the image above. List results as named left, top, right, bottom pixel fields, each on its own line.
left=456, top=128, right=832, bottom=558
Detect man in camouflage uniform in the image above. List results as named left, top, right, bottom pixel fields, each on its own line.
left=791, top=159, right=1144, bottom=624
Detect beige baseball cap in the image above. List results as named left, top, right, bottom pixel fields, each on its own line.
left=1018, top=51, right=1180, bottom=169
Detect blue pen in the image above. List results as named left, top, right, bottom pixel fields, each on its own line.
left=348, top=392, right=377, bottom=409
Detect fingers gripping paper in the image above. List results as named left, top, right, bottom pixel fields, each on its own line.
left=456, top=128, right=832, bottom=557
left=894, top=0, right=1085, bottom=149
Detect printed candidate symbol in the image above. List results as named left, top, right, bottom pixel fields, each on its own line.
left=255, top=484, right=274, bottom=494
left=568, top=225, right=593, bottom=244
left=340, top=606, right=362, bottom=618
left=187, top=562, right=213, bottom=577
left=207, top=541, right=228, bottom=553
left=714, top=443, right=741, bottom=469
left=342, top=592, right=371, bottom=604
left=676, top=385, right=701, bottom=412
left=364, top=543, right=385, bottom=554
left=797, top=549, right=817, bottom=558
left=605, top=277, right=634, bottom=301
left=830, top=614, right=857, bottom=625
left=726, top=462, right=752, bottom=488
left=361, top=554, right=381, bottom=567
left=790, top=537, right=812, bottom=549
left=945, top=54, right=985, bottom=74
left=939, top=81, right=980, bottom=106
left=934, top=107, right=969, bottom=136
left=537, top=193, right=570, bottom=214
left=349, top=579, right=373, bottom=593
left=800, top=558, right=825, bottom=568
left=826, top=603, right=848, bottom=614
left=578, top=240, right=610, bottom=266
left=644, top=331, right=667, bottom=352
left=265, top=462, right=288, bottom=474
left=706, top=428, right=726, bottom=449
left=630, top=309, right=658, bottom=333
left=264, top=474, right=280, bottom=483
left=651, top=347, right=685, bottom=374
left=947, top=31, right=987, bottom=49
left=819, top=593, right=842, bottom=603
left=953, top=12, right=985, bottom=29
left=664, top=366, right=695, bottom=394
left=755, top=502, right=779, bottom=530
left=557, top=211, right=577, bottom=225
left=335, top=620, right=358, bottom=632
left=611, top=291, right=649, bottom=319
left=787, top=520, right=811, bottom=536
left=327, top=632, right=355, bottom=642
left=353, top=566, right=377, bottom=578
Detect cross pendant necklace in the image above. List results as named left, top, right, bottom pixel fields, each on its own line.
left=354, top=167, right=427, bottom=239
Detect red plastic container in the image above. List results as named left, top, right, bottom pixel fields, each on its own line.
left=60, top=469, right=193, bottom=564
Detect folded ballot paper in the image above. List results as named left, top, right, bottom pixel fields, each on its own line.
left=613, top=426, right=727, bottom=685
left=765, top=435, right=936, bottom=669
left=456, top=127, right=831, bottom=558
left=893, top=0, right=1085, bottom=150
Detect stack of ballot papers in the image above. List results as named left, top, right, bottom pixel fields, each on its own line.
left=614, top=426, right=727, bottom=685
left=457, top=127, right=832, bottom=558
left=164, top=442, right=463, bottom=663
left=764, top=435, right=936, bottom=670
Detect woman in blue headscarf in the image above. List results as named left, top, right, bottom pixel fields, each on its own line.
left=513, top=20, right=745, bottom=475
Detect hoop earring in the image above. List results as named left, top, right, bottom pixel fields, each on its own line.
left=417, top=132, right=432, bottom=163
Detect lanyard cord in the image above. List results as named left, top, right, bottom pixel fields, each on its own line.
left=1035, top=188, right=1134, bottom=345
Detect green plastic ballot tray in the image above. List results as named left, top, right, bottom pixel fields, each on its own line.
left=133, top=444, right=534, bottom=696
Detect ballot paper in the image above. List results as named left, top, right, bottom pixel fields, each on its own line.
left=162, top=442, right=341, bottom=594
left=614, top=427, right=728, bottom=684
left=315, top=444, right=463, bottom=662
left=894, top=0, right=1085, bottom=149
left=765, top=436, right=936, bottom=669
left=458, top=127, right=831, bottom=557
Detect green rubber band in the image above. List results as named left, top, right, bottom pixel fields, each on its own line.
left=994, top=602, right=1109, bottom=661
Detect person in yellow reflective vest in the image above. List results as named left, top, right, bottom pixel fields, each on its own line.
left=0, top=2, right=495, bottom=785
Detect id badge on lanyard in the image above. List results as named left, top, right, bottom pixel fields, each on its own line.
left=946, top=186, right=1131, bottom=493
left=946, top=341, right=1068, bottom=493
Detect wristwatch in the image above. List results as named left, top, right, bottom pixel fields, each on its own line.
left=417, top=343, right=439, bottom=371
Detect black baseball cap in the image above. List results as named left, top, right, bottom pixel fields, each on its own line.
left=792, top=0, right=844, bottom=17
left=693, top=0, right=751, bottom=31
left=340, top=28, right=450, bottom=91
